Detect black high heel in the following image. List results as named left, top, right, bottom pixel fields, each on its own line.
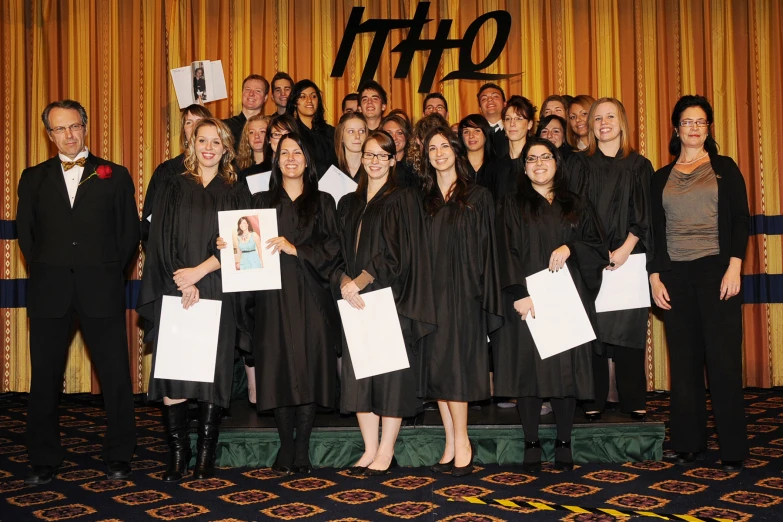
left=451, top=441, right=475, bottom=477
left=363, top=456, right=398, bottom=476
left=522, top=439, right=542, bottom=473
left=554, top=439, right=573, bottom=471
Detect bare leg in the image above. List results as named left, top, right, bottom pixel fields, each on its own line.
left=163, top=397, right=187, bottom=406
left=245, top=363, right=256, bottom=404
left=369, top=416, right=402, bottom=470
left=354, top=412, right=380, bottom=467
left=447, top=401, right=471, bottom=467
left=437, top=401, right=455, bottom=464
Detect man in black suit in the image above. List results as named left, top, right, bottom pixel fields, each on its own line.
left=478, top=83, right=509, bottom=158
left=16, top=100, right=139, bottom=485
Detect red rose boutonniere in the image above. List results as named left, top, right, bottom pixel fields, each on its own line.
left=79, top=165, right=113, bottom=186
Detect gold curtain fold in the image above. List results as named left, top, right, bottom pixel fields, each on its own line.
left=2, top=0, right=783, bottom=393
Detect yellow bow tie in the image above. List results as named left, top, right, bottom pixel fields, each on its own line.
left=62, top=158, right=87, bottom=171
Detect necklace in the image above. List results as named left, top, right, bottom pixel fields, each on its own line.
left=676, top=150, right=708, bottom=165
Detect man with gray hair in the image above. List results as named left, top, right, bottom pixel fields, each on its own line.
left=16, top=99, right=139, bottom=485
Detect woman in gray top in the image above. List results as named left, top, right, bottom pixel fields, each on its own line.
left=648, top=95, right=750, bottom=472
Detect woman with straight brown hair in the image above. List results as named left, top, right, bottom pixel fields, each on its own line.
left=334, top=111, right=368, bottom=181
left=565, top=97, right=654, bottom=423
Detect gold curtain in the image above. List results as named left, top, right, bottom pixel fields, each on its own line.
left=2, top=0, right=782, bottom=393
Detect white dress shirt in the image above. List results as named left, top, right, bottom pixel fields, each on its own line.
left=489, top=120, right=504, bottom=133
left=59, top=148, right=89, bottom=208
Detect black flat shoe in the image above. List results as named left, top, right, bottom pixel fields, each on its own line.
left=430, top=458, right=454, bottom=473
left=25, top=465, right=59, bottom=486
left=522, top=440, right=542, bottom=473
left=630, top=411, right=647, bottom=421
left=674, top=451, right=705, bottom=466
left=721, top=460, right=744, bottom=472
left=451, top=442, right=475, bottom=477
left=106, top=461, right=132, bottom=480
left=293, top=464, right=312, bottom=474
left=363, top=456, right=398, bottom=476
left=272, top=462, right=294, bottom=475
left=554, top=440, right=573, bottom=471
left=584, top=411, right=602, bottom=422
left=345, top=466, right=368, bottom=476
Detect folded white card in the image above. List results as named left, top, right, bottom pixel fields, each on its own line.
left=595, top=253, right=651, bottom=313
left=154, top=296, right=222, bottom=382
left=319, top=165, right=358, bottom=204
left=525, top=264, right=597, bottom=359
left=246, top=171, right=271, bottom=194
left=337, top=287, right=409, bottom=379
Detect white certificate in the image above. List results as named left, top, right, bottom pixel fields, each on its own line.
left=337, top=287, right=409, bottom=379
left=525, top=264, right=597, bottom=359
left=246, top=171, right=271, bottom=194
left=319, top=165, right=358, bottom=205
left=218, top=209, right=282, bottom=293
left=595, top=253, right=651, bottom=313
left=154, top=296, right=222, bottom=382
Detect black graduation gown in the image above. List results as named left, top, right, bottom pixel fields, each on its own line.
left=468, top=156, right=511, bottom=202
left=241, top=191, right=342, bottom=411
left=138, top=174, right=251, bottom=408
left=565, top=149, right=654, bottom=350
left=491, top=155, right=522, bottom=200
left=142, top=154, right=185, bottom=244
left=335, top=185, right=437, bottom=417
left=297, top=120, right=338, bottom=169
left=491, top=193, right=608, bottom=400
left=419, top=186, right=504, bottom=402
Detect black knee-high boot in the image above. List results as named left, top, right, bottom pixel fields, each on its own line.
left=193, top=402, right=222, bottom=479
left=273, top=406, right=296, bottom=473
left=293, top=403, right=317, bottom=473
left=517, top=397, right=543, bottom=472
left=162, top=402, right=192, bottom=482
left=550, top=397, right=576, bottom=471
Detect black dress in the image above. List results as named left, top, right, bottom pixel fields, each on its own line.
left=419, top=186, right=503, bottom=402
left=138, top=174, right=251, bottom=408
left=142, top=154, right=185, bottom=244
left=565, top=149, right=654, bottom=350
left=491, top=193, right=608, bottom=399
left=336, top=185, right=437, bottom=417
left=241, top=191, right=342, bottom=411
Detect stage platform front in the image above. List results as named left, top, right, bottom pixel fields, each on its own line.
left=201, top=400, right=665, bottom=469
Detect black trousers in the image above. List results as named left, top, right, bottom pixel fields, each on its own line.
left=583, top=345, right=646, bottom=413
left=27, top=309, right=136, bottom=466
left=660, top=255, right=748, bottom=461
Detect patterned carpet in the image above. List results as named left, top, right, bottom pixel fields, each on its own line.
left=1, top=390, right=782, bottom=521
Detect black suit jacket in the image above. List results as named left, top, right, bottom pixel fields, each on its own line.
left=16, top=154, right=140, bottom=318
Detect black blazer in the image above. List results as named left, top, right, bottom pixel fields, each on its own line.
left=648, top=153, right=750, bottom=273
left=16, top=154, right=140, bottom=318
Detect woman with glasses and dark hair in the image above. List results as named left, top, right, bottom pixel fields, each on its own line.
left=286, top=79, right=338, bottom=168
left=458, top=114, right=509, bottom=201
left=565, top=97, right=653, bottom=424
left=138, top=118, right=251, bottom=482
left=337, top=130, right=436, bottom=476
left=649, top=95, right=749, bottom=472
left=536, top=115, right=572, bottom=163
left=218, top=132, right=342, bottom=475
left=492, top=137, right=607, bottom=472
left=418, top=127, right=503, bottom=477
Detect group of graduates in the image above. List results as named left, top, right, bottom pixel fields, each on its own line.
left=136, top=74, right=750, bottom=482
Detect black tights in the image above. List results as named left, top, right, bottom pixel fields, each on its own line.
left=273, top=403, right=317, bottom=467
left=517, top=397, right=576, bottom=442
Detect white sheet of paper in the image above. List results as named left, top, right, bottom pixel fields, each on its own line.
left=218, top=209, right=282, bottom=292
left=525, top=264, right=596, bottom=359
left=153, top=296, right=222, bottom=382
left=170, top=60, right=228, bottom=109
left=337, top=287, right=409, bottom=379
left=245, top=171, right=271, bottom=194
left=595, top=253, right=651, bottom=313
left=319, top=165, right=358, bottom=205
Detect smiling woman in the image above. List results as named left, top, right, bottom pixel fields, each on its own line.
left=287, top=79, right=337, bottom=169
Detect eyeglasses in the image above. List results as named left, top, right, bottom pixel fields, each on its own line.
left=362, top=152, right=392, bottom=161
left=270, top=131, right=289, bottom=139
left=49, top=123, right=85, bottom=134
left=679, top=119, right=709, bottom=128
left=425, top=105, right=447, bottom=114
left=525, top=153, right=555, bottom=163
left=504, top=116, right=527, bottom=124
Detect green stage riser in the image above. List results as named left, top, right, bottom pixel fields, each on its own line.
left=189, top=424, right=664, bottom=468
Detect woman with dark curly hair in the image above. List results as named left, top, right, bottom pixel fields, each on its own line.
left=649, top=95, right=749, bottom=471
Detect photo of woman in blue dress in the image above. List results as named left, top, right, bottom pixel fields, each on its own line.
left=234, top=216, right=263, bottom=270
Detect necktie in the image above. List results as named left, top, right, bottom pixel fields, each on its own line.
left=62, top=158, right=87, bottom=171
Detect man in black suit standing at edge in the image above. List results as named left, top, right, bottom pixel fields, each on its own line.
left=16, top=100, right=139, bottom=485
